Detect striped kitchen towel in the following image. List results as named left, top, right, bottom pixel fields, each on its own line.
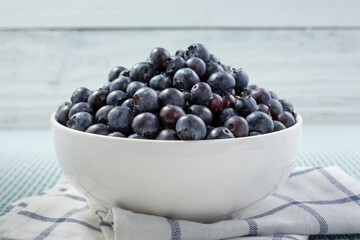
left=1, top=166, right=360, bottom=240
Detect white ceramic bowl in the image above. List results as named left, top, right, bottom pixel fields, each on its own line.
left=51, top=113, right=302, bottom=222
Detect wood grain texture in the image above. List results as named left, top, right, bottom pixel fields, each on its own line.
left=0, top=0, right=360, bottom=28
left=0, top=30, right=360, bottom=128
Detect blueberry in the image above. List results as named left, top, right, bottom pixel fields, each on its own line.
left=68, top=102, right=94, bottom=118
left=249, top=131, right=261, bottom=136
left=108, top=131, right=126, bottom=138
left=183, top=91, right=191, bottom=103
left=224, top=116, right=249, bottom=137
left=176, top=114, right=206, bottom=140
left=186, top=43, right=210, bottom=63
left=220, top=63, right=231, bottom=73
left=185, top=101, right=192, bottom=110
left=203, top=62, right=224, bottom=81
left=207, top=93, right=223, bottom=113
left=277, top=111, right=296, bottom=128
left=109, top=76, right=132, bottom=92
left=239, top=88, right=253, bottom=97
left=186, top=57, right=206, bottom=78
left=149, top=47, right=171, bottom=71
left=158, top=88, right=186, bottom=108
left=207, top=71, right=235, bottom=95
left=214, top=108, right=237, bottom=126
left=190, top=82, right=213, bottom=105
left=128, top=133, right=146, bottom=139
left=108, top=66, right=127, bottom=82
left=165, top=56, right=186, bottom=76
left=121, top=98, right=134, bottom=109
left=126, top=81, right=146, bottom=97
left=248, top=84, right=258, bottom=90
left=209, top=54, right=219, bottom=64
left=251, top=88, right=271, bottom=106
left=187, top=105, right=213, bottom=126
left=159, top=105, right=186, bottom=129
left=131, top=112, right=159, bottom=139
left=235, top=95, right=257, bottom=117
left=119, top=69, right=130, bottom=77
left=55, top=104, right=72, bottom=125
left=231, top=68, right=249, bottom=92
left=106, top=90, right=128, bottom=106
left=133, top=87, right=159, bottom=114
left=222, top=93, right=235, bottom=108
left=129, top=62, right=156, bottom=84
left=273, top=120, right=286, bottom=132
left=156, top=129, right=180, bottom=140
left=175, top=49, right=186, bottom=58
left=57, top=101, right=71, bottom=111
left=269, top=99, right=283, bottom=117
left=173, top=68, right=200, bottom=92
left=206, top=127, right=234, bottom=139
left=269, top=90, right=279, bottom=99
left=279, top=99, right=295, bottom=115
left=71, top=87, right=92, bottom=104
left=87, top=89, right=108, bottom=111
left=149, top=74, right=172, bottom=91
left=246, top=111, right=274, bottom=134
left=95, top=105, right=114, bottom=124
left=256, top=104, right=271, bottom=116
left=67, top=112, right=94, bottom=132
left=102, top=82, right=111, bottom=91
left=205, top=126, right=215, bottom=138
left=86, top=123, right=111, bottom=135
left=108, top=106, right=134, bottom=134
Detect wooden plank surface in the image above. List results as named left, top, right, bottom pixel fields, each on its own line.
left=0, top=0, right=360, bottom=29
left=0, top=30, right=359, bottom=128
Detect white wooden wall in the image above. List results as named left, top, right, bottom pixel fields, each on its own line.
left=0, top=0, right=360, bottom=128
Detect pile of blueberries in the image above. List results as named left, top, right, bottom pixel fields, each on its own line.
left=55, top=43, right=296, bottom=140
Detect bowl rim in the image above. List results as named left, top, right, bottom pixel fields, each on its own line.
left=51, top=112, right=302, bottom=144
